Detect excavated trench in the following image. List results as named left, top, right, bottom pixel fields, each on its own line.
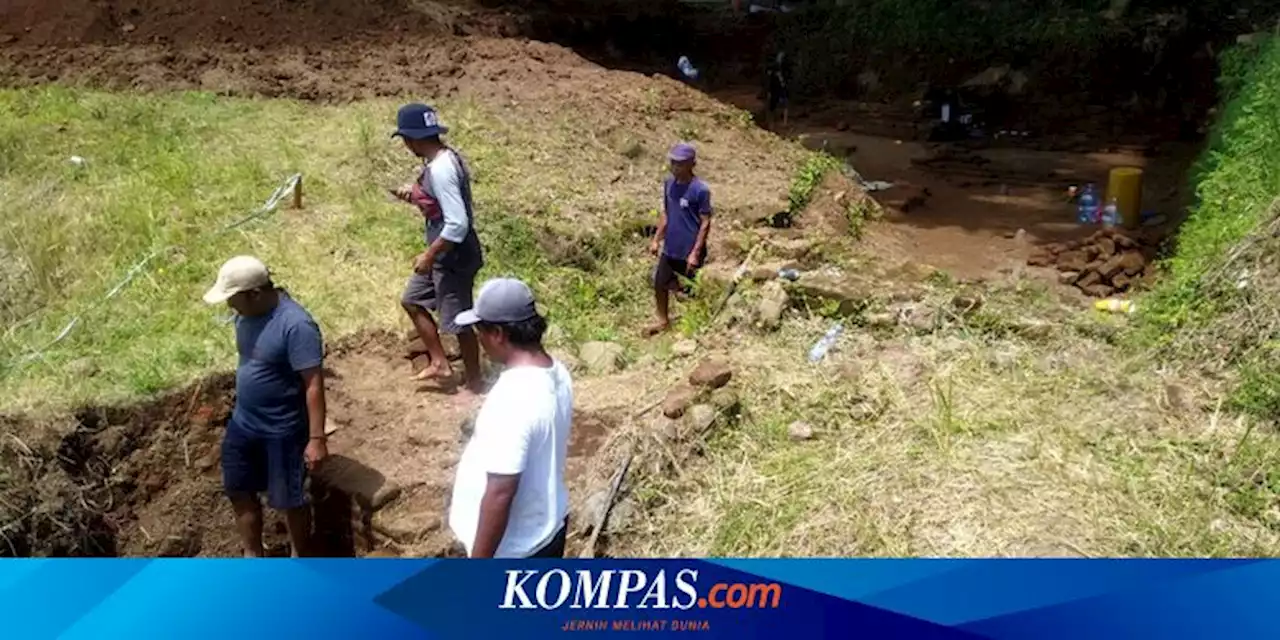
left=0, top=331, right=620, bottom=557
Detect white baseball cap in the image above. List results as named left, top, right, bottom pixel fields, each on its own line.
left=203, top=255, right=270, bottom=304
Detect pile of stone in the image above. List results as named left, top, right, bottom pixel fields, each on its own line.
left=1027, top=229, right=1156, bottom=297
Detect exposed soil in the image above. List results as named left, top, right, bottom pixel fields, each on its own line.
left=0, top=330, right=626, bottom=557
left=711, top=87, right=1199, bottom=286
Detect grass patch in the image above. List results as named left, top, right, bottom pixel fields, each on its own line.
left=1134, top=36, right=1280, bottom=422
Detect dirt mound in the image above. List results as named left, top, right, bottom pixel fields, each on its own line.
left=1, top=34, right=722, bottom=108
left=0, top=0, right=508, bottom=48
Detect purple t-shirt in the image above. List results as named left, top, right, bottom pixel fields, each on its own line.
left=662, top=176, right=712, bottom=260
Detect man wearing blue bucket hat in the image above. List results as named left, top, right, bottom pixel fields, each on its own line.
left=391, top=103, right=486, bottom=395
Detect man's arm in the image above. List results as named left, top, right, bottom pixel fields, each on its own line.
left=651, top=209, right=668, bottom=255
left=470, top=473, right=521, bottom=558
left=651, top=185, right=670, bottom=255
left=687, top=189, right=713, bottom=265
left=300, top=368, right=326, bottom=439
left=466, top=401, right=531, bottom=558
left=289, top=320, right=328, bottom=469
left=421, top=154, right=468, bottom=268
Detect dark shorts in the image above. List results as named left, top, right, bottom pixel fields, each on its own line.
left=528, top=519, right=568, bottom=559
left=221, top=421, right=308, bottom=510
left=653, top=254, right=703, bottom=292
left=768, top=88, right=789, bottom=111
left=401, top=266, right=477, bottom=335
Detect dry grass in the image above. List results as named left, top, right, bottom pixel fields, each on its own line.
left=604, top=273, right=1280, bottom=557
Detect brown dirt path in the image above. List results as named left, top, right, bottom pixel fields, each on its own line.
left=713, top=87, right=1198, bottom=285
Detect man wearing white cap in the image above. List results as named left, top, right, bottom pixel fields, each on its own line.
left=203, top=256, right=328, bottom=557
left=447, top=278, right=574, bottom=558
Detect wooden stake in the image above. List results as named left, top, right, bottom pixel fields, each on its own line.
left=292, top=175, right=303, bottom=210
left=580, top=447, right=633, bottom=559
left=711, top=243, right=762, bottom=321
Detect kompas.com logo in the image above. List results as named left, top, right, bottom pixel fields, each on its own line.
left=499, top=569, right=783, bottom=611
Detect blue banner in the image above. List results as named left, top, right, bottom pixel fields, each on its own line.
left=4, top=559, right=1277, bottom=638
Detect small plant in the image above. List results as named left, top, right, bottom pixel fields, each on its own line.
left=638, top=87, right=663, bottom=117
left=788, top=153, right=840, bottom=215
left=843, top=195, right=878, bottom=238
left=675, top=119, right=702, bottom=142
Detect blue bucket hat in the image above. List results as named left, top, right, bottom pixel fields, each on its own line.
left=393, top=103, right=450, bottom=140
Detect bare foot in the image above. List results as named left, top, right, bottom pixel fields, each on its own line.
left=411, top=363, right=453, bottom=381
left=642, top=322, right=670, bottom=338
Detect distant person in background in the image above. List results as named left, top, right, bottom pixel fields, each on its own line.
left=765, top=51, right=791, bottom=128
left=646, top=142, right=713, bottom=337
left=448, top=278, right=573, bottom=558
left=203, top=255, right=328, bottom=558
left=391, top=103, right=486, bottom=396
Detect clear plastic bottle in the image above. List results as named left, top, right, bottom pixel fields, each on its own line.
left=807, top=323, right=844, bottom=363
left=1102, top=196, right=1119, bottom=228
left=677, top=56, right=699, bottom=80
left=1077, top=183, right=1099, bottom=225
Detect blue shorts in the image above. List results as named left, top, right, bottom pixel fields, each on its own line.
left=221, top=421, right=308, bottom=510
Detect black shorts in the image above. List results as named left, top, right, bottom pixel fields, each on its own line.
left=653, top=254, right=703, bottom=292
left=527, top=519, right=568, bottom=559
left=768, top=87, right=789, bottom=111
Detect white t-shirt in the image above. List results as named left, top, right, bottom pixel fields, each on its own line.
left=448, top=361, right=573, bottom=558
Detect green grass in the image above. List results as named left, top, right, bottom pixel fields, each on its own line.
left=0, top=85, right=802, bottom=411
left=1134, top=36, right=1280, bottom=421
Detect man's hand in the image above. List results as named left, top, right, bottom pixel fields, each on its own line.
left=392, top=184, right=413, bottom=202
left=649, top=238, right=661, bottom=256
left=686, top=250, right=702, bottom=269
left=413, top=252, right=433, bottom=274
left=305, top=437, right=328, bottom=471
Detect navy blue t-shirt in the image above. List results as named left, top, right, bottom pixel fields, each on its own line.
left=662, top=176, right=713, bottom=260
left=231, top=292, right=323, bottom=436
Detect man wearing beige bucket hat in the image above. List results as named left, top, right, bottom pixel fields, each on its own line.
left=203, top=255, right=328, bottom=557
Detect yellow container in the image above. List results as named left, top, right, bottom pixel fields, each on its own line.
left=1106, top=167, right=1144, bottom=229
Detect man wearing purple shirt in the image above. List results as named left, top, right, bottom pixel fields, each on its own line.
left=646, top=142, right=713, bottom=337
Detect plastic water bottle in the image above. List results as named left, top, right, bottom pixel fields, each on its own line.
left=807, top=323, right=844, bottom=363
left=1102, top=197, right=1119, bottom=228
left=1077, top=183, right=1099, bottom=225
left=677, top=56, right=699, bottom=81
